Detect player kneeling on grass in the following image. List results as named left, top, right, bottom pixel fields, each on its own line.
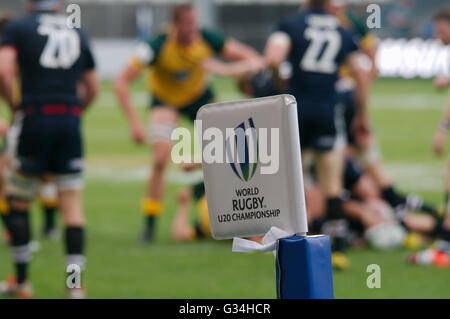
left=406, top=10, right=450, bottom=268
left=114, top=3, right=263, bottom=243
left=171, top=163, right=211, bottom=241
left=0, top=0, right=99, bottom=298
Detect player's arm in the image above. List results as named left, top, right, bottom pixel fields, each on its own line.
left=202, top=57, right=265, bottom=77
left=113, top=59, right=146, bottom=144
left=78, top=69, right=99, bottom=109
left=0, top=46, right=18, bottom=109
left=202, top=30, right=265, bottom=76
left=433, top=92, right=450, bottom=156
left=348, top=53, right=369, bottom=117
left=360, top=33, right=379, bottom=82
left=114, top=36, right=163, bottom=144
left=264, top=31, right=291, bottom=68
left=221, top=38, right=261, bottom=61
left=434, top=76, right=450, bottom=90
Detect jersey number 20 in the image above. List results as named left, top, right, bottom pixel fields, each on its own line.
left=38, top=24, right=80, bottom=69
left=300, top=27, right=341, bottom=74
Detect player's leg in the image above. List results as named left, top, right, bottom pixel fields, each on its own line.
left=172, top=187, right=195, bottom=241
left=190, top=182, right=212, bottom=239
left=315, top=148, right=351, bottom=269
left=0, top=120, right=10, bottom=238
left=312, top=97, right=351, bottom=269
left=305, top=184, right=326, bottom=233
left=0, top=186, right=36, bottom=298
left=56, top=179, right=86, bottom=298
left=301, top=150, right=327, bottom=233
left=0, top=112, right=47, bottom=298
left=315, top=150, right=346, bottom=219
left=0, top=169, right=39, bottom=298
left=0, top=150, right=10, bottom=240
left=141, top=106, right=179, bottom=242
left=51, top=112, right=88, bottom=297
left=38, top=179, right=59, bottom=239
left=404, top=156, right=450, bottom=267
left=424, top=155, right=450, bottom=256
left=360, top=139, right=439, bottom=216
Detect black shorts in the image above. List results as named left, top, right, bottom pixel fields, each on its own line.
left=250, top=71, right=280, bottom=98
left=151, top=88, right=214, bottom=122
left=344, top=158, right=363, bottom=190
left=9, top=108, right=83, bottom=176
left=297, top=95, right=345, bottom=151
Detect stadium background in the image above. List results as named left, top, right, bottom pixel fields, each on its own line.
left=0, top=0, right=449, bottom=298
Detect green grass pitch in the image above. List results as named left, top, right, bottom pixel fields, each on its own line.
left=0, top=77, right=449, bottom=298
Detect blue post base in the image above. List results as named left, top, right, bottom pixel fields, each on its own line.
left=276, top=235, right=334, bottom=299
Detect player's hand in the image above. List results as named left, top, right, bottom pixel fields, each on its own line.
left=433, top=76, right=450, bottom=90
left=433, top=130, right=447, bottom=156
left=351, top=115, right=371, bottom=148
left=130, top=120, right=146, bottom=144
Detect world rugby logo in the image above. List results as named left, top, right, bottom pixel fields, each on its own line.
left=225, top=118, right=259, bottom=182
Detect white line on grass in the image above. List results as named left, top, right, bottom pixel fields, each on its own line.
left=84, top=162, right=445, bottom=191
left=85, top=165, right=204, bottom=185
left=92, top=92, right=446, bottom=110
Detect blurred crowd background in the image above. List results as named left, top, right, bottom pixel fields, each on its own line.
left=1, top=0, right=449, bottom=78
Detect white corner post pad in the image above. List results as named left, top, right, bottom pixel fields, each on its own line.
left=196, top=94, right=308, bottom=242
left=232, top=226, right=292, bottom=255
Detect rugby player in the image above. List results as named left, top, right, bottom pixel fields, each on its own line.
left=114, top=3, right=263, bottom=243
left=333, top=1, right=439, bottom=219
left=172, top=178, right=211, bottom=241
left=0, top=0, right=99, bottom=297
left=264, top=0, right=369, bottom=267
left=0, top=13, right=13, bottom=240
left=0, top=13, right=59, bottom=243
left=407, top=10, right=450, bottom=267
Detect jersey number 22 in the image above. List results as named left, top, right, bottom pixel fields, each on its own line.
left=300, top=27, right=341, bottom=74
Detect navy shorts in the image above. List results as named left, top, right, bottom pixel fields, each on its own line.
left=250, top=71, right=280, bottom=98
left=344, top=157, right=362, bottom=190
left=296, top=95, right=344, bottom=151
left=9, top=108, right=83, bottom=176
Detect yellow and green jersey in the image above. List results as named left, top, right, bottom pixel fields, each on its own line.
left=130, top=28, right=226, bottom=108
left=337, top=10, right=379, bottom=81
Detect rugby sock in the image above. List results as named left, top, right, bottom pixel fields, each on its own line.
left=0, top=198, right=10, bottom=231
left=420, top=204, right=440, bottom=217
left=8, top=210, right=31, bottom=284
left=381, top=186, right=404, bottom=208
left=42, top=205, right=57, bottom=233
left=65, top=227, right=85, bottom=285
left=382, top=186, right=439, bottom=216
left=321, top=219, right=348, bottom=252
left=325, top=197, right=345, bottom=220
left=310, top=218, right=326, bottom=235
left=323, top=197, right=348, bottom=252
left=141, top=198, right=162, bottom=230
left=431, top=220, right=450, bottom=242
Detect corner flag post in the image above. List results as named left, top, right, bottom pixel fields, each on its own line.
left=197, top=95, right=334, bottom=299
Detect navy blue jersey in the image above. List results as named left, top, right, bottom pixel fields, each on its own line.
left=1, top=13, right=95, bottom=107
left=275, top=9, right=358, bottom=98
